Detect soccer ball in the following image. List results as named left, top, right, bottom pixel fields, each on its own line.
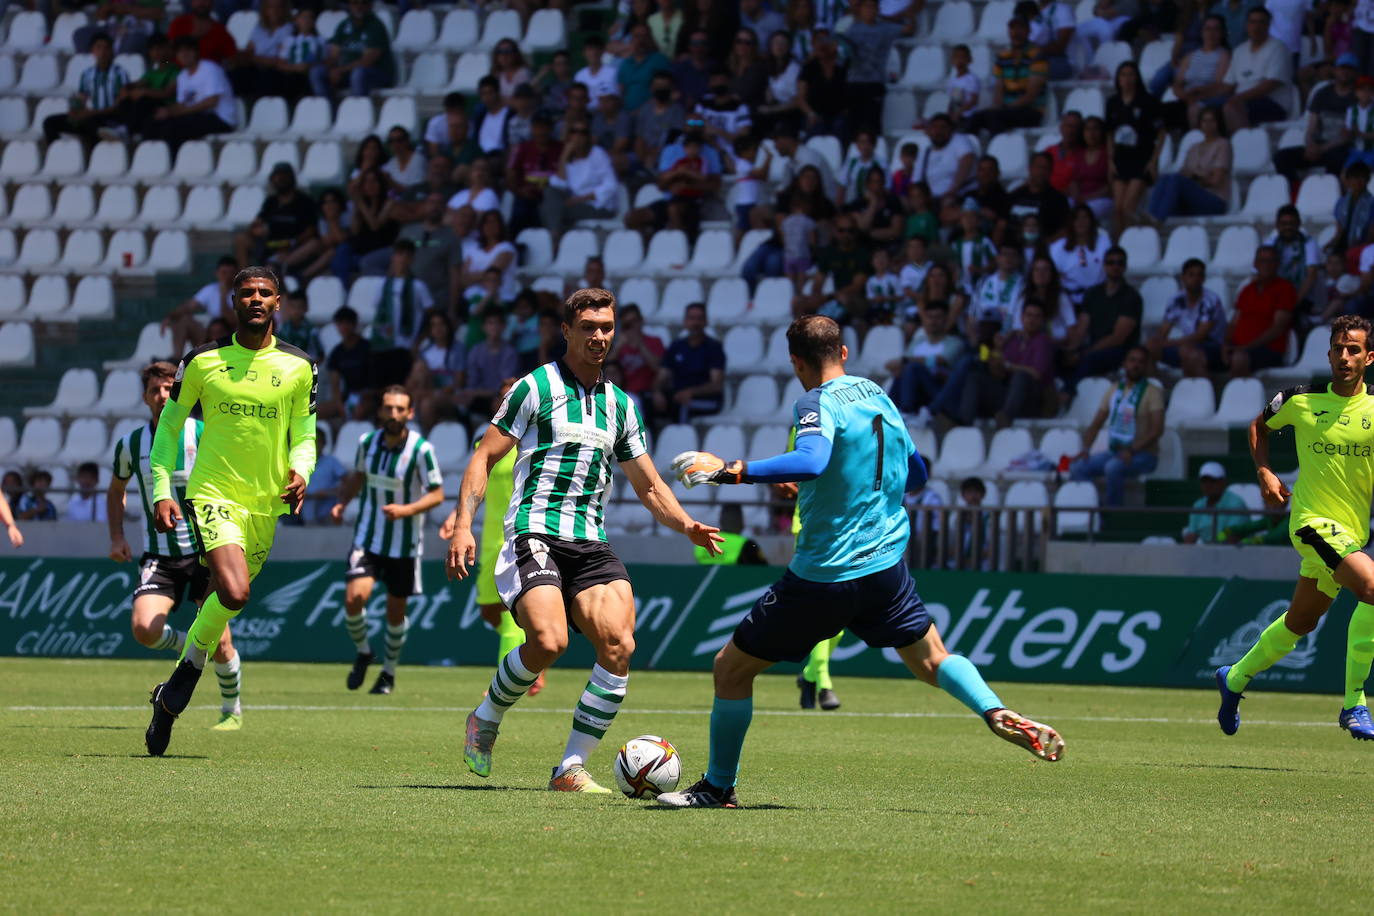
left=613, top=735, right=682, bottom=799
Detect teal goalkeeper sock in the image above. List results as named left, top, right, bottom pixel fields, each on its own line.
left=936, top=655, right=1003, bottom=716
left=705, top=697, right=753, bottom=790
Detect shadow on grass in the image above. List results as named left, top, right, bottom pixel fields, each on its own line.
left=9, top=725, right=138, bottom=730
left=356, top=784, right=548, bottom=792
left=1134, top=762, right=1303, bottom=773
left=66, top=753, right=210, bottom=760
left=639, top=804, right=795, bottom=811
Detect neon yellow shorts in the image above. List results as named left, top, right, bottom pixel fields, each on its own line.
left=476, top=534, right=502, bottom=606
left=1291, top=518, right=1363, bottom=598
left=185, top=499, right=279, bottom=581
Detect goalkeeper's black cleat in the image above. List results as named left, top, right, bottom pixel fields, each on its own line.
left=656, top=776, right=740, bottom=808
left=369, top=671, right=395, bottom=695
left=797, top=672, right=817, bottom=709
left=347, top=652, right=374, bottom=690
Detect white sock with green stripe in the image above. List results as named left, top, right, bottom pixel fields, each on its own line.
left=152, top=623, right=186, bottom=654
left=475, top=647, right=539, bottom=723
left=557, top=664, right=627, bottom=776
left=382, top=619, right=408, bottom=675
left=344, top=613, right=371, bottom=654
left=215, top=654, right=241, bottom=716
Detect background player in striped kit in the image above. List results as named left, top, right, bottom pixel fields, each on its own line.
left=330, top=385, right=445, bottom=695
left=447, top=288, right=723, bottom=793
left=440, top=379, right=547, bottom=697
left=107, top=361, right=243, bottom=730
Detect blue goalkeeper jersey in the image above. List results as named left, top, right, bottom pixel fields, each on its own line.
left=790, top=374, right=915, bottom=583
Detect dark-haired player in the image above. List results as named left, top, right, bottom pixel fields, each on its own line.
left=144, top=267, right=318, bottom=756
left=446, top=287, right=723, bottom=793
left=1218, top=314, right=1374, bottom=740
left=659, top=315, right=1064, bottom=808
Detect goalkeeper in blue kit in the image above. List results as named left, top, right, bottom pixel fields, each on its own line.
left=658, top=316, right=1064, bottom=808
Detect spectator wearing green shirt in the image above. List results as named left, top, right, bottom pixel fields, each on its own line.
left=616, top=23, right=672, bottom=112
left=310, top=0, right=396, bottom=102
left=1183, top=462, right=1252, bottom=544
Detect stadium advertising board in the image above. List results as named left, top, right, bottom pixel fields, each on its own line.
left=0, top=558, right=1348, bottom=692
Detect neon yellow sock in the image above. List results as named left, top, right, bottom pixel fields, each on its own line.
left=804, top=631, right=843, bottom=691
left=1226, top=613, right=1302, bottom=693
left=496, top=610, right=524, bottom=662
left=182, top=593, right=238, bottom=666
left=1346, top=602, right=1374, bottom=708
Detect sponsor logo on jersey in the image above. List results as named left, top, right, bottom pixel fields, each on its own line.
left=215, top=400, right=281, bottom=418
left=1309, top=441, right=1373, bottom=457
left=799, top=411, right=819, bottom=426
left=271, top=372, right=282, bottom=387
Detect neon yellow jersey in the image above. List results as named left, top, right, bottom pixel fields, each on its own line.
left=480, top=439, right=517, bottom=559
left=152, top=334, right=319, bottom=517
left=1264, top=382, right=1374, bottom=544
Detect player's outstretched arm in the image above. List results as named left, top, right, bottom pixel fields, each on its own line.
left=622, top=453, right=724, bottom=555
left=671, top=434, right=834, bottom=488
left=330, top=471, right=365, bottom=523
left=1249, top=410, right=1290, bottom=507
left=446, top=424, right=518, bottom=579
left=382, top=485, right=446, bottom=520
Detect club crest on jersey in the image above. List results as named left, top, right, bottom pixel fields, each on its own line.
left=1340, top=414, right=1350, bottom=425
left=246, top=370, right=258, bottom=382
left=530, top=539, right=551, bottom=570
left=1364, top=416, right=1371, bottom=430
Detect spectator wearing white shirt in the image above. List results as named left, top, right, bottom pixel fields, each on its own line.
left=914, top=114, right=978, bottom=205
left=1265, top=0, right=1312, bottom=55
left=1049, top=206, right=1111, bottom=305
left=227, top=0, right=293, bottom=102
left=1221, top=6, right=1293, bottom=132
left=541, top=120, right=620, bottom=236
left=696, top=72, right=754, bottom=160
left=65, top=463, right=108, bottom=523
left=474, top=76, right=512, bottom=156
left=163, top=255, right=237, bottom=356
left=573, top=34, right=621, bottom=103
left=446, top=158, right=501, bottom=215
left=1026, top=0, right=1078, bottom=79
left=143, top=37, right=237, bottom=152
left=946, top=45, right=983, bottom=120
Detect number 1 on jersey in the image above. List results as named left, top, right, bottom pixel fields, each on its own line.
left=871, top=415, right=884, bottom=491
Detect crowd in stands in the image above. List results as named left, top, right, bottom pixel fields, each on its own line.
left=15, top=0, right=1374, bottom=527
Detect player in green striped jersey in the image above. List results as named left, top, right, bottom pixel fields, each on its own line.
left=447, top=288, right=723, bottom=793
left=330, top=385, right=445, bottom=695
left=108, top=361, right=243, bottom=730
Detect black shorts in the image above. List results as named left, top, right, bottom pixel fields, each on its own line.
left=494, top=533, right=630, bottom=615
left=133, top=553, right=211, bottom=609
left=732, top=561, right=933, bottom=664
left=345, top=546, right=422, bottom=598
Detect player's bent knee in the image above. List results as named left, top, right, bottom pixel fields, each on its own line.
left=131, top=620, right=160, bottom=647
left=218, top=583, right=250, bottom=611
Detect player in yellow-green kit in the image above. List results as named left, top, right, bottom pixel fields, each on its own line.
left=439, top=382, right=544, bottom=695
left=1217, top=314, right=1374, bottom=740
left=144, top=266, right=318, bottom=756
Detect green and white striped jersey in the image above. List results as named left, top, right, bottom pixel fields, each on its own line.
left=112, top=418, right=201, bottom=557
left=351, top=429, right=443, bottom=558
left=492, top=360, right=648, bottom=543
left=80, top=64, right=130, bottom=111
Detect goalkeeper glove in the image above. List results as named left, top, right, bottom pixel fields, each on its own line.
left=670, top=451, right=745, bottom=488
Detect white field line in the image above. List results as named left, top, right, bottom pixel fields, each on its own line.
left=0, top=704, right=1349, bottom=728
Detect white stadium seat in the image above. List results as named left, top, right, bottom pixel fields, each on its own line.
left=149, top=230, right=191, bottom=272
left=722, top=326, right=765, bottom=368
left=1208, top=378, right=1266, bottom=427
left=1164, top=377, right=1217, bottom=426
left=706, top=278, right=750, bottom=326
left=393, top=9, right=437, bottom=51
left=743, top=277, right=794, bottom=327
left=427, top=422, right=471, bottom=473
left=0, top=276, right=25, bottom=319
left=617, top=277, right=659, bottom=321
left=1118, top=226, right=1160, bottom=269
left=333, top=421, right=373, bottom=462
left=1212, top=225, right=1259, bottom=274
left=1159, top=225, right=1210, bottom=271
left=21, top=273, right=70, bottom=320
left=855, top=325, right=904, bottom=379
left=53, top=184, right=95, bottom=226
left=688, top=230, right=734, bottom=275
left=478, top=9, right=522, bottom=48
left=137, top=185, right=183, bottom=226
left=0, top=140, right=40, bottom=179
left=306, top=276, right=346, bottom=325
left=601, top=229, right=645, bottom=274
left=347, top=276, right=384, bottom=325
left=645, top=230, right=690, bottom=273
left=930, top=1, right=975, bottom=40
left=17, top=228, right=60, bottom=269
left=981, top=428, right=1034, bottom=477
left=1296, top=174, right=1340, bottom=221
left=41, top=138, right=85, bottom=179
left=11, top=183, right=51, bottom=223
left=0, top=322, right=35, bottom=367
left=659, top=278, right=705, bottom=319
left=933, top=427, right=986, bottom=478
left=552, top=229, right=598, bottom=274
left=977, top=0, right=1017, bottom=42
left=301, top=141, right=345, bottom=185
left=449, top=51, right=491, bottom=91
left=1004, top=480, right=1050, bottom=508
left=12, top=417, right=62, bottom=463
left=104, top=229, right=147, bottom=270
left=18, top=54, right=59, bottom=93
left=7, top=11, right=50, bottom=51
left=179, top=185, right=225, bottom=228
left=25, top=368, right=98, bottom=418
left=59, top=419, right=110, bottom=469
left=105, top=322, right=175, bottom=369
left=899, top=46, right=945, bottom=89
left=129, top=141, right=171, bottom=180
left=726, top=375, right=780, bottom=421
left=1054, top=481, right=1100, bottom=533
left=70, top=276, right=114, bottom=319
left=651, top=424, right=699, bottom=469
left=438, top=9, right=480, bottom=51
left=288, top=97, right=333, bottom=138
left=1065, top=377, right=1112, bottom=426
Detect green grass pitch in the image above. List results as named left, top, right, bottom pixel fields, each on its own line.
left=1, top=657, right=1370, bottom=914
